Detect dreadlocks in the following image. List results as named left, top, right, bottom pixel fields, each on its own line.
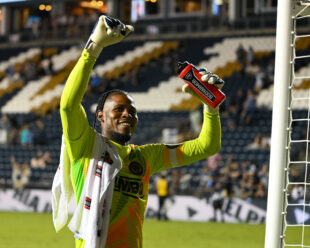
left=93, top=89, right=129, bottom=129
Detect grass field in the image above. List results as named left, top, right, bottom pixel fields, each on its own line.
left=0, top=211, right=268, bottom=248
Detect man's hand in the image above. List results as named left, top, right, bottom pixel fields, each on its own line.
left=85, top=15, right=134, bottom=58
left=182, top=68, right=225, bottom=114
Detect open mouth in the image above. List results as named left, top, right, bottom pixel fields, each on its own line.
left=118, top=121, right=132, bottom=128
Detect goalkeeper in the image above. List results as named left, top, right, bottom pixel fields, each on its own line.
left=60, top=15, right=223, bottom=248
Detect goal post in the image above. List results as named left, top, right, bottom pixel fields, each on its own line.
left=264, top=0, right=292, bottom=247
left=265, top=1, right=310, bottom=247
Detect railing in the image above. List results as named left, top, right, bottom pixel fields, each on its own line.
left=0, top=14, right=284, bottom=46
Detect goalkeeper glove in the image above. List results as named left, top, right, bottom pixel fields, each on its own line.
left=182, top=68, right=225, bottom=114
left=85, top=15, right=134, bottom=58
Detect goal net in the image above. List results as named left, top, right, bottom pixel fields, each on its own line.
left=265, top=1, right=310, bottom=247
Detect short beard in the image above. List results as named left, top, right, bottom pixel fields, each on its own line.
left=108, top=131, right=131, bottom=144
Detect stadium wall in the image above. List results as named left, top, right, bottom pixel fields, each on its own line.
left=1, top=189, right=307, bottom=225
left=0, top=188, right=267, bottom=224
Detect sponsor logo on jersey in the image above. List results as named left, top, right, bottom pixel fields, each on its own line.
left=114, top=176, right=144, bottom=199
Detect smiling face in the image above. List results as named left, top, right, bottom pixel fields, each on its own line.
left=96, top=93, right=138, bottom=145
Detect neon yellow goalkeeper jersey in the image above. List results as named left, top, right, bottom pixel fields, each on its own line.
left=60, top=50, right=221, bottom=248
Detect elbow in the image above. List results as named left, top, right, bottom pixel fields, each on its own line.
left=204, top=140, right=221, bottom=157
left=212, top=142, right=221, bottom=156
left=209, top=143, right=221, bottom=157
left=60, top=97, right=73, bottom=112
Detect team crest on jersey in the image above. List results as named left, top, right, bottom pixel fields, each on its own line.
left=129, top=161, right=144, bottom=176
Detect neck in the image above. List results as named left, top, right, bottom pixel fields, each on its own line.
left=102, top=130, right=130, bottom=145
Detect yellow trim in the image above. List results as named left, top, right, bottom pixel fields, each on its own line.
left=176, top=145, right=184, bottom=166
left=163, top=146, right=172, bottom=169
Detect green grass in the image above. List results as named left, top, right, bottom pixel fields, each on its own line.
left=0, top=211, right=268, bottom=247
left=143, top=220, right=266, bottom=248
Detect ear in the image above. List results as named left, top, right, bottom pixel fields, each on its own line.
left=96, top=110, right=104, bottom=123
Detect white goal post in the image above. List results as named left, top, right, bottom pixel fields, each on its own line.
left=264, top=0, right=292, bottom=246
left=265, top=1, right=310, bottom=247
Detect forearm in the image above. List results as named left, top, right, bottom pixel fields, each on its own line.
left=182, top=109, right=221, bottom=164
left=179, top=67, right=223, bottom=161
left=60, top=50, right=96, bottom=111
left=60, top=50, right=96, bottom=141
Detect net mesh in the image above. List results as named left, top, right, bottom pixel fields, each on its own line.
left=283, top=3, right=310, bottom=247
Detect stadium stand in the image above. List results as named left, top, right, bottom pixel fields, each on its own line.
left=0, top=34, right=276, bottom=201
left=2, top=23, right=310, bottom=201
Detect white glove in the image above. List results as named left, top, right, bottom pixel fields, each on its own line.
left=182, top=68, right=225, bottom=114
left=85, top=15, right=134, bottom=58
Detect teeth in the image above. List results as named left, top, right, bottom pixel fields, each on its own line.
left=120, top=123, right=130, bottom=126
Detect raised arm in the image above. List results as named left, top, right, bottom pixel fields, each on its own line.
left=60, top=50, right=96, bottom=142
left=181, top=106, right=221, bottom=164
left=179, top=68, right=223, bottom=163
left=141, top=69, right=224, bottom=175
left=60, top=15, right=133, bottom=160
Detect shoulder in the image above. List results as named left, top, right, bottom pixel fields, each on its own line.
left=133, top=143, right=166, bottom=154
